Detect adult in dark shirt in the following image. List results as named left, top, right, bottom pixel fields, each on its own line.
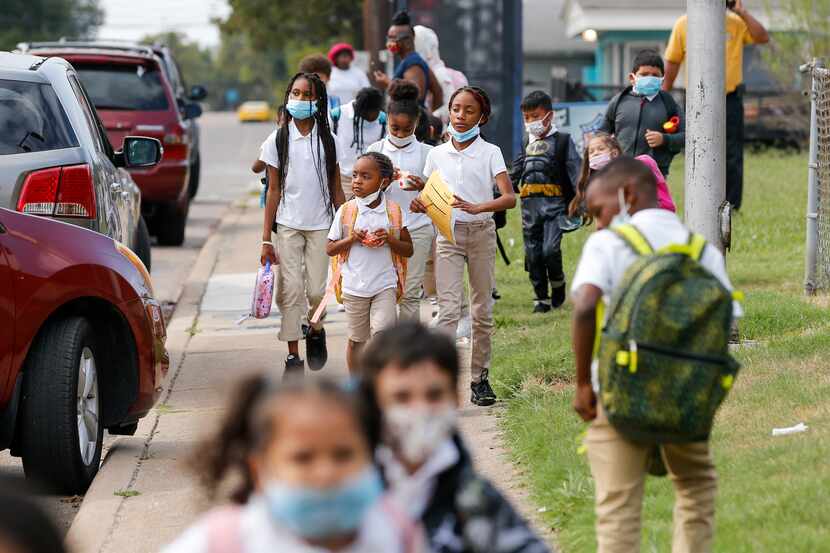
left=374, top=10, right=443, bottom=111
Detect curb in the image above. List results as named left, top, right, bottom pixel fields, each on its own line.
left=65, top=199, right=249, bottom=553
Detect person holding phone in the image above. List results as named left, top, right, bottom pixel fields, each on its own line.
left=662, top=0, right=769, bottom=212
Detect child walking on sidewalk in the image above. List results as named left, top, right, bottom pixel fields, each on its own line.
left=162, top=376, right=425, bottom=553
left=260, top=72, right=345, bottom=375
left=327, top=152, right=413, bottom=372
left=368, top=79, right=434, bottom=322
left=412, top=85, right=516, bottom=407
left=334, top=87, right=387, bottom=201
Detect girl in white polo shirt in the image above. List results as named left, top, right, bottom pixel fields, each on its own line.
left=327, top=152, right=413, bottom=373
left=368, top=80, right=434, bottom=322
left=412, top=86, right=516, bottom=406
left=334, top=87, right=386, bottom=201
left=260, top=72, right=345, bottom=375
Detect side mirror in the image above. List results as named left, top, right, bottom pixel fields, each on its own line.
left=115, top=136, right=163, bottom=168
left=183, top=102, right=203, bottom=120
left=189, top=85, right=207, bottom=101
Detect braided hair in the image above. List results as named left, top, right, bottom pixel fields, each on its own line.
left=358, top=151, right=395, bottom=187
left=275, top=72, right=338, bottom=216
left=351, top=87, right=385, bottom=152
left=449, top=85, right=493, bottom=125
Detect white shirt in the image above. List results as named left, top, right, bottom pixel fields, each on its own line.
left=368, top=137, right=433, bottom=231
left=259, top=121, right=339, bottom=231
left=327, top=194, right=407, bottom=298
left=335, top=101, right=386, bottom=177
left=328, top=65, right=371, bottom=105
left=376, top=438, right=459, bottom=520
left=423, top=137, right=508, bottom=223
left=160, top=496, right=408, bottom=553
left=571, top=209, right=743, bottom=391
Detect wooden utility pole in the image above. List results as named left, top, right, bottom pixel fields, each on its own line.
left=363, top=0, right=390, bottom=81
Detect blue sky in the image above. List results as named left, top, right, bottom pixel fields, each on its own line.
left=96, top=0, right=231, bottom=47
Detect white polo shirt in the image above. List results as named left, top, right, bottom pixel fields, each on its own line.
left=328, top=65, right=371, bottom=105
left=368, top=137, right=433, bottom=231
left=259, top=121, right=339, bottom=231
left=335, top=101, right=385, bottom=178
left=327, top=194, right=408, bottom=298
left=571, top=209, right=743, bottom=391
left=422, top=137, right=508, bottom=223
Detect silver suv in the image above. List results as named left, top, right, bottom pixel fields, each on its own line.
left=0, top=51, right=161, bottom=268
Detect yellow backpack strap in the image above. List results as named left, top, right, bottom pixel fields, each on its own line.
left=386, top=199, right=402, bottom=235
left=611, top=224, right=654, bottom=256
left=385, top=199, right=408, bottom=302
left=340, top=200, right=359, bottom=262
left=656, top=232, right=708, bottom=260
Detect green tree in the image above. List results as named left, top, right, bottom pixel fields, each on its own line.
left=763, top=0, right=830, bottom=84
left=141, top=32, right=215, bottom=89
left=0, top=0, right=102, bottom=50
left=222, top=0, right=363, bottom=51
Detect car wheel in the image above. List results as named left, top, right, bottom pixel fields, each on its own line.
left=187, top=153, right=201, bottom=200
left=155, top=200, right=188, bottom=246
left=135, top=216, right=152, bottom=271
left=21, top=317, right=104, bottom=494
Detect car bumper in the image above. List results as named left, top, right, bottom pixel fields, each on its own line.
left=130, top=159, right=189, bottom=204
left=124, top=297, right=169, bottom=420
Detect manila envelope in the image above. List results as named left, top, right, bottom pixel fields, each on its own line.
left=418, top=171, right=455, bottom=243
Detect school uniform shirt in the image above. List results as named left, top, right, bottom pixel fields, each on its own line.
left=336, top=101, right=386, bottom=178
left=571, top=208, right=743, bottom=392
left=423, top=137, right=508, bottom=223
left=259, top=121, right=340, bottom=231
left=368, top=137, right=433, bottom=231
left=328, top=194, right=408, bottom=298
left=160, top=496, right=410, bottom=553
left=328, top=65, right=371, bottom=105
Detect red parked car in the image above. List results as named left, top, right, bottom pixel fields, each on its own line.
left=0, top=207, right=169, bottom=493
left=21, top=42, right=203, bottom=246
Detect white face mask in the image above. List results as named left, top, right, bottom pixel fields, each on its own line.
left=384, top=406, right=457, bottom=465
left=388, top=133, right=416, bottom=148
left=525, top=114, right=554, bottom=138
left=356, top=189, right=382, bottom=208
left=610, top=187, right=632, bottom=227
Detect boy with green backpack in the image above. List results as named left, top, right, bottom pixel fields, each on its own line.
left=570, top=157, right=743, bottom=553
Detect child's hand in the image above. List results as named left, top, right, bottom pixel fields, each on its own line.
left=351, top=229, right=368, bottom=245
left=452, top=195, right=481, bottom=215
left=410, top=198, right=428, bottom=213
left=260, top=243, right=279, bottom=266
left=372, top=228, right=389, bottom=246
left=645, top=130, right=665, bottom=148
left=404, top=174, right=426, bottom=191
left=573, top=384, right=597, bottom=422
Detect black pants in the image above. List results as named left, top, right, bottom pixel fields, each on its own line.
left=521, top=197, right=566, bottom=301
left=726, top=86, right=745, bottom=210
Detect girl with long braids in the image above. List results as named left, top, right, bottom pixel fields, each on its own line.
left=334, top=86, right=387, bottom=201
left=367, top=79, right=434, bottom=322
left=259, top=72, right=344, bottom=375
left=412, top=86, right=516, bottom=407
left=326, top=152, right=413, bottom=372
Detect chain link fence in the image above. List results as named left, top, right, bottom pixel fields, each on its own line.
left=805, top=64, right=830, bottom=293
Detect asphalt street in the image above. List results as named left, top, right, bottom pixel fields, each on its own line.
left=0, top=111, right=273, bottom=533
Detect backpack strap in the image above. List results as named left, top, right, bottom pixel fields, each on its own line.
left=311, top=201, right=358, bottom=323
left=331, top=105, right=341, bottom=134
left=656, top=232, right=707, bottom=261
left=385, top=200, right=408, bottom=302
left=612, top=224, right=654, bottom=256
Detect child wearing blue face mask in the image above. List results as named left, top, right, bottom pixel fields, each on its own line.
left=411, top=86, right=517, bottom=407
left=162, top=375, right=425, bottom=553
left=598, top=49, right=685, bottom=177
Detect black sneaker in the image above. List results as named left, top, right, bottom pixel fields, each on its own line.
left=306, top=328, right=328, bottom=371
left=551, top=283, right=567, bottom=308
left=284, top=354, right=305, bottom=380
left=492, top=288, right=501, bottom=300
left=471, top=377, right=497, bottom=406
left=533, top=300, right=551, bottom=314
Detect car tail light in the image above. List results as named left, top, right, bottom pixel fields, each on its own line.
left=16, top=164, right=96, bottom=219
left=144, top=300, right=166, bottom=339
left=162, top=124, right=189, bottom=161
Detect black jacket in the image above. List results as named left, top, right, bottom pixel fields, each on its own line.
left=417, top=435, right=553, bottom=553
left=598, top=87, right=685, bottom=175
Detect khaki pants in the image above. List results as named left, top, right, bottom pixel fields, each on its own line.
left=274, top=225, right=329, bottom=342
left=435, top=219, right=496, bottom=383
left=343, top=288, right=397, bottom=342
left=586, top=406, right=717, bottom=553
left=423, top=236, right=437, bottom=298
left=341, top=173, right=354, bottom=201
left=399, top=224, right=436, bottom=322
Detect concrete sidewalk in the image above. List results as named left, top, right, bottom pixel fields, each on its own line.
left=66, top=197, right=552, bottom=553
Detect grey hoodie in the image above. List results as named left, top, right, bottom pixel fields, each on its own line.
left=598, top=87, right=685, bottom=175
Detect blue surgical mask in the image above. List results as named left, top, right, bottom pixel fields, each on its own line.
left=634, top=76, right=663, bottom=97
left=286, top=98, right=318, bottom=120
left=264, top=466, right=383, bottom=540
left=448, top=118, right=482, bottom=143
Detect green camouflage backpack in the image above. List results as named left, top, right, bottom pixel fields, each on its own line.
left=597, top=224, right=741, bottom=444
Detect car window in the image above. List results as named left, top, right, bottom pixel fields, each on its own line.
left=74, top=63, right=170, bottom=111
left=0, top=79, right=78, bottom=155
left=67, top=74, right=106, bottom=154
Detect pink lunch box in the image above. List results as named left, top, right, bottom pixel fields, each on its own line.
left=251, top=261, right=274, bottom=319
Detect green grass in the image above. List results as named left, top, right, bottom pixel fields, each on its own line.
left=493, top=151, right=830, bottom=551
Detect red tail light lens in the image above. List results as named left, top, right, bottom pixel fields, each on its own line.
left=162, top=125, right=189, bottom=161
left=17, top=164, right=96, bottom=219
